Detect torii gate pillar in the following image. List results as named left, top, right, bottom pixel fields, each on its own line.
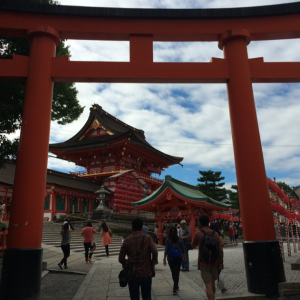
left=0, top=26, right=60, bottom=300
left=219, top=29, right=285, bottom=296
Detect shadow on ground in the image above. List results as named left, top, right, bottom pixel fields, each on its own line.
left=40, top=273, right=85, bottom=300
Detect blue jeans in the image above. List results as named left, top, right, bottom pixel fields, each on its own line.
left=181, top=243, right=189, bottom=270
left=128, top=276, right=152, bottom=300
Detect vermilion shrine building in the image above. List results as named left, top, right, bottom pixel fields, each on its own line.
left=49, top=104, right=183, bottom=214
left=0, top=162, right=100, bottom=221
left=132, top=175, right=230, bottom=244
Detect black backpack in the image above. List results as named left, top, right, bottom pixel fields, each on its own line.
left=199, top=229, right=219, bottom=264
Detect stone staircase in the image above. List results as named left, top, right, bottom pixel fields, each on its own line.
left=42, top=222, right=164, bottom=260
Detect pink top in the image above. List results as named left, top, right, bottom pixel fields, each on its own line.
left=101, top=230, right=112, bottom=246
left=82, top=227, right=96, bottom=243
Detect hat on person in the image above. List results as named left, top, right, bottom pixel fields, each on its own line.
left=180, top=220, right=187, bottom=224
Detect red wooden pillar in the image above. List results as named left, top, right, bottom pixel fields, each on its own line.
left=52, top=192, right=56, bottom=221
left=0, top=26, right=60, bottom=300
left=157, top=218, right=163, bottom=246
left=219, top=28, right=285, bottom=296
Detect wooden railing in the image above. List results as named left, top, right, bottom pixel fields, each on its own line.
left=0, top=230, right=8, bottom=253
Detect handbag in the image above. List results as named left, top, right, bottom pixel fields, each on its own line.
left=119, top=235, right=146, bottom=287
left=90, top=241, right=97, bottom=253
left=217, top=269, right=225, bottom=290
left=109, top=228, right=113, bottom=237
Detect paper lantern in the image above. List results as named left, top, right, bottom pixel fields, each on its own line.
left=216, top=213, right=219, bottom=219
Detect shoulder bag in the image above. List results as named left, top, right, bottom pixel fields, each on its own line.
left=119, top=234, right=146, bottom=287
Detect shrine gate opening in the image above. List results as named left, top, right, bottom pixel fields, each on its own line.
left=1, top=1, right=300, bottom=298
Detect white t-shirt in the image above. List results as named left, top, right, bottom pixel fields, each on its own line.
left=177, top=227, right=182, bottom=237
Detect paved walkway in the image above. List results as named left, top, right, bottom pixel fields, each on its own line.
left=68, top=242, right=300, bottom=300
left=42, top=243, right=94, bottom=274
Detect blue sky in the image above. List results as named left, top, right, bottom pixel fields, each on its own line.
left=9, top=0, right=300, bottom=190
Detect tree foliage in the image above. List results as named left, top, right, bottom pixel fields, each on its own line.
left=0, top=0, right=85, bottom=169
left=197, top=170, right=228, bottom=201
left=276, top=181, right=293, bottom=195
left=227, top=184, right=240, bottom=209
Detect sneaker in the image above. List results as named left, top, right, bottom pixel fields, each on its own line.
left=64, top=266, right=68, bottom=269
left=88, top=258, right=92, bottom=263
left=221, top=288, right=228, bottom=294
left=58, top=263, right=63, bottom=270
left=173, top=290, right=178, bottom=295
left=85, top=261, right=88, bottom=264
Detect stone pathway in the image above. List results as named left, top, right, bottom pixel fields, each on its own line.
left=70, top=243, right=300, bottom=300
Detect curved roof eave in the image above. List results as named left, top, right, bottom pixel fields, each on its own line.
left=132, top=175, right=231, bottom=209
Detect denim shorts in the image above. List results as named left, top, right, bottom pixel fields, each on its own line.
left=230, top=235, right=235, bottom=241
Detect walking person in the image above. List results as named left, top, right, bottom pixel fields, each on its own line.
left=64, top=217, right=74, bottom=231
left=191, top=215, right=224, bottom=300
left=119, top=218, right=158, bottom=300
left=210, top=222, right=227, bottom=294
left=177, top=224, right=182, bottom=237
left=219, top=226, right=224, bottom=239
left=100, top=222, right=112, bottom=257
left=228, top=224, right=235, bottom=246
left=82, top=221, right=96, bottom=263
left=154, top=225, right=159, bottom=244
left=58, top=223, right=73, bottom=269
left=0, top=199, right=5, bottom=222
left=234, top=226, right=239, bottom=246
left=180, top=220, right=191, bottom=271
left=163, top=226, right=186, bottom=295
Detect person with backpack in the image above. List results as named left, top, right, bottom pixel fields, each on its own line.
left=210, top=222, right=227, bottom=294
left=119, top=218, right=158, bottom=300
left=163, top=226, right=186, bottom=295
left=191, top=215, right=224, bottom=300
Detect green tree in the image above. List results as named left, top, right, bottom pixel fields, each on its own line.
left=227, top=184, right=240, bottom=209
left=276, top=181, right=293, bottom=195
left=197, top=170, right=228, bottom=201
left=0, top=0, right=84, bottom=169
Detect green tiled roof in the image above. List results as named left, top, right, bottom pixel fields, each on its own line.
left=132, top=175, right=231, bottom=209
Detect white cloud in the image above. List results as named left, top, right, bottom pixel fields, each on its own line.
left=5, top=0, right=300, bottom=187
left=59, top=0, right=294, bottom=8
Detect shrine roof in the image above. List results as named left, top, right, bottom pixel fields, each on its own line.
left=0, top=162, right=100, bottom=192
left=132, top=175, right=231, bottom=209
left=49, top=104, right=183, bottom=164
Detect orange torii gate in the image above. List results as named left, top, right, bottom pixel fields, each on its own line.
left=1, top=1, right=300, bottom=298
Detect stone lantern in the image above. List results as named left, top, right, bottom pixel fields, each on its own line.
left=92, top=186, right=114, bottom=220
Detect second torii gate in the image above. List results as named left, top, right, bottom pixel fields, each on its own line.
left=1, top=1, right=300, bottom=298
